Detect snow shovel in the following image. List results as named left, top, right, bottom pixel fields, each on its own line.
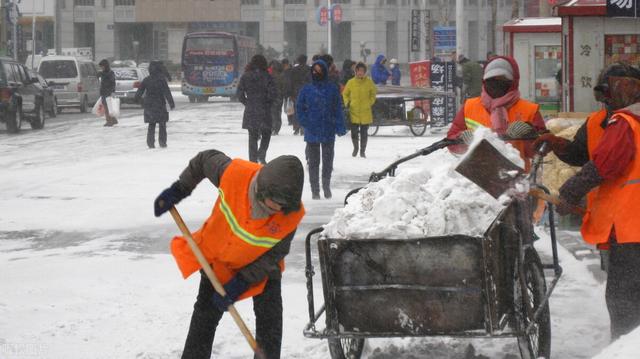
left=454, top=139, right=525, bottom=199
left=455, top=139, right=587, bottom=215
left=168, top=207, right=267, bottom=359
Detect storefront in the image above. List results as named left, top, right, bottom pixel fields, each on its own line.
left=556, top=0, right=640, bottom=112
left=503, top=18, right=562, bottom=118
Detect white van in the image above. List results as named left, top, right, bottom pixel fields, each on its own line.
left=37, top=56, right=100, bottom=113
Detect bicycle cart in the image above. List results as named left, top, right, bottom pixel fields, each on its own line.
left=366, top=85, right=456, bottom=137
left=303, top=139, right=563, bottom=359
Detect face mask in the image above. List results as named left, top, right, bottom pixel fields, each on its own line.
left=312, top=69, right=325, bottom=81
left=390, top=64, right=396, bottom=69
left=484, top=79, right=512, bottom=99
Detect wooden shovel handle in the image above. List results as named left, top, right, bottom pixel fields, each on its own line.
left=168, top=207, right=266, bottom=359
left=529, top=188, right=586, bottom=215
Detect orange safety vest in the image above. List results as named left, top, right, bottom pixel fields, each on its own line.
left=463, top=97, right=540, bottom=169
left=582, top=111, right=640, bottom=245
left=170, top=159, right=306, bottom=300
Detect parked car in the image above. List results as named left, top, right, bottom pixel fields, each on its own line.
left=0, top=57, right=47, bottom=133
left=113, top=67, right=149, bottom=106
left=29, top=69, right=57, bottom=117
left=37, top=55, right=100, bottom=113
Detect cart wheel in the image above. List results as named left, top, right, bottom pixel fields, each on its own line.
left=514, top=249, right=551, bottom=359
left=328, top=338, right=365, bottom=359
left=409, top=107, right=428, bottom=136
left=367, top=125, right=379, bottom=136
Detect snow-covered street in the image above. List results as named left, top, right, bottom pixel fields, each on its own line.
left=0, top=97, right=619, bottom=358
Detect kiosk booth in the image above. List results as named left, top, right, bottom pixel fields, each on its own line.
left=556, top=0, right=640, bottom=112
left=503, top=18, right=562, bottom=118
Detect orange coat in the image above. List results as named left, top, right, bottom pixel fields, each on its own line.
left=463, top=97, right=540, bottom=167
left=170, top=159, right=305, bottom=299
left=581, top=111, right=640, bottom=245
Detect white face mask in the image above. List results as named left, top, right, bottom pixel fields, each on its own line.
left=390, top=64, right=396, bottom=69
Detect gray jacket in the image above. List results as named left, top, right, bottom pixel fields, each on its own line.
left=176, top=149, right=296, bottom=284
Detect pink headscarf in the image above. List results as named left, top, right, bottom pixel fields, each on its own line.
left=480, top=56, right=521, bottom=135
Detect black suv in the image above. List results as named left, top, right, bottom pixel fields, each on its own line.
left=0, top=57, right=47, bottom=133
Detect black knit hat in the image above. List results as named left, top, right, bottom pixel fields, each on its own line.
left=256, top=155, right=304, bottom=214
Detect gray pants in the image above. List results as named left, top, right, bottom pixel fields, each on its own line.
left=147, top=122, right=167, bottom=148
left=305, top=142, right=335, bottom=195
left=605, top=242, right=640, bottom=340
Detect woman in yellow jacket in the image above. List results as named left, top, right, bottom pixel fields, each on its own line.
left=343, top=62, right=377, bottom=157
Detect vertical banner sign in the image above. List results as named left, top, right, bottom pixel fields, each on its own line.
left=410, top=60, right=431, bottom=115
left=430, top=61, right=455, bottom=128
left=411, top=10, right=421, bottom=52
left=606, top=0, right=636, bottom=17
left=444, top=61, right=456, bottom=125
left=424, top=10, right=432, bottom=60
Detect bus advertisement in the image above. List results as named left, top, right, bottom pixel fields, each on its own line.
left=181, top=32, right=256, bottom=102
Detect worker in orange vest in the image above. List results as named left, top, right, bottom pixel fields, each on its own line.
left=535, top=63, right=640, bottom=340
left=447, top=55, right=547, bottom=162
left=154, top=150, right=306, bottom=359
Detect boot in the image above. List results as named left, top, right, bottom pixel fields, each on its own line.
left=312, top=192, right=321, bottom=200
left=323, top=177, right=332, bottom=199
left=110, top=116, right=118, bottom=125
left=360, top=136, right=367, bottom=158
left=351, top=138, right=359, bottom=157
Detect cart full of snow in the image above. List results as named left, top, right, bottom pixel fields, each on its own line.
left=303, top=132, right=563, bottom=359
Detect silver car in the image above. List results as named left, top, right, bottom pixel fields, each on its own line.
left=37, top=56, right=100, bottom=113
left=113, top=67, right=149, bottom=106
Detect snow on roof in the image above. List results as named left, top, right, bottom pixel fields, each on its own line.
left=504, top=17, right=562, bottom=27
left=503, top=17, right=562, bottom=33
left=556, top=0, right=606, bottom=16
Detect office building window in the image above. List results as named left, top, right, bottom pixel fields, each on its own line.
left=333, top=0, right=351, bottom=3
left=115, top=0, right=135, bottom=5
left=284, top=0, right=306, bottom=4
left=74, top=0, right=95, bottom=6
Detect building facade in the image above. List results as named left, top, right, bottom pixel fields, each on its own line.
left=57, top=0, right=533, bottom=65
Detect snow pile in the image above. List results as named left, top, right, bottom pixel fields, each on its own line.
left=463, top=126, right=525, bottom=170
left=592, top=327, right=640, bottom=359
left=322, top=130, right=521, bottom=239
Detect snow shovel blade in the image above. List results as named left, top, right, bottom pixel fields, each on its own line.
left=455, top=139, right=524, bottom=199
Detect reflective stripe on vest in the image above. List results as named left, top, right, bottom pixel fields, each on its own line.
left=217, top=188, right=280, bottom=248
left=464, top=117, right=483, bottom=130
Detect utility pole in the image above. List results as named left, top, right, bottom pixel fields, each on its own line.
left=11, top=0, right=18, bottom=60
left=31, top=0, right=36, bottom=68
left=327, top=0, right=332, bottom=55
left=455, top=0, right=464, bottom=59
left=55, top=0, right=61, bottom=55
left=0, top=0, right=6, bottom=56
left=489, top=0, right=497, bottom=57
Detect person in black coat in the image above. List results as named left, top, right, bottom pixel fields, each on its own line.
left=135, top=61, right=175, bottom=148
left=270, top=60, right=285, bottom=135
left=236, top=54, right=277, bottom=164
left=98, top=59, right=117, bottom=126
left=284, top=54, right=311, bottom=135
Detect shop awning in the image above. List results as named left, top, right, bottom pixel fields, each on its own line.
left=556, top=0, right=606, bottom=17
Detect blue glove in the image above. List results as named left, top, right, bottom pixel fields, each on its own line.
left=211, top=276, right=250, bottom=312
left=154, top=181, right=189, bottom=217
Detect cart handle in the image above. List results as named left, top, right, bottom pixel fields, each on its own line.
left=305, top=227, right=325, bottom=330
left=369, top=138, right=461, bottom=182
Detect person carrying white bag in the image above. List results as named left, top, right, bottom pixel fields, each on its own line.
left=98, top=59, right=118, bottom=127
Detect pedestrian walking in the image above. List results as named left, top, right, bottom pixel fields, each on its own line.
left=371, top=54, right=391, bottom=85
left=389, top=58, right=401, bottom=86
left=343, top=62, right=377, bottom=158
left=535, top=63, right=640, bottom=340
left=285, top=55, right=311, bottom=135
left=340, top=59, right=355, bottom=91
left=296, top=59, right=347, bottom=199
left=135, top=61, right=175, bottom=148
left=269, top=60, right=285, bottom=135
left=458, top=54, right=484, bottom=99
left=154, top=150, right=306, bottom=359
left=236, top=54, right=277, bottom=164
left=98, top=59, right=117, bottom=126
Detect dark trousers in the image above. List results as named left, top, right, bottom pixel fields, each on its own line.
left=350, top=123, right=369, bottom=155
left=182, top=274, right=283, bottom=359
left=101, top=96, right=111, bottom=119
left=305, top=142, right=334, bottom=195
left=271, top=100, right=283, bottom=135
left=147, top=122, right=167, bottom=148
left=605, top=242, right=640, bottom=340
left=291, top=114, right=301, bottom=134
left=248, top=128, right=272, bottom=163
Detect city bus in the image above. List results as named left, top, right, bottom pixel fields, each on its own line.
left=181, top=32, right=257, bottom=102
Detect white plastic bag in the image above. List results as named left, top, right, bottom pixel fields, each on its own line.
left=285, top=98, right=295, bottom=116
left=106, top=96, right=120, bottom=118
left=91, top=98, right=105, bottom=116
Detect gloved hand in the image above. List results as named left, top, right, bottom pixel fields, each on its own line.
left=458, top=129, right=475, bottom=145
left=557, top=161, right=602, bottom=216
left=154, top=181, right=190, bottom=217
left=506, top=121, right=536, bottom=139
left=211, top=276, right=250, bottom=312
left=533, top=133, right=570, bottom=157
